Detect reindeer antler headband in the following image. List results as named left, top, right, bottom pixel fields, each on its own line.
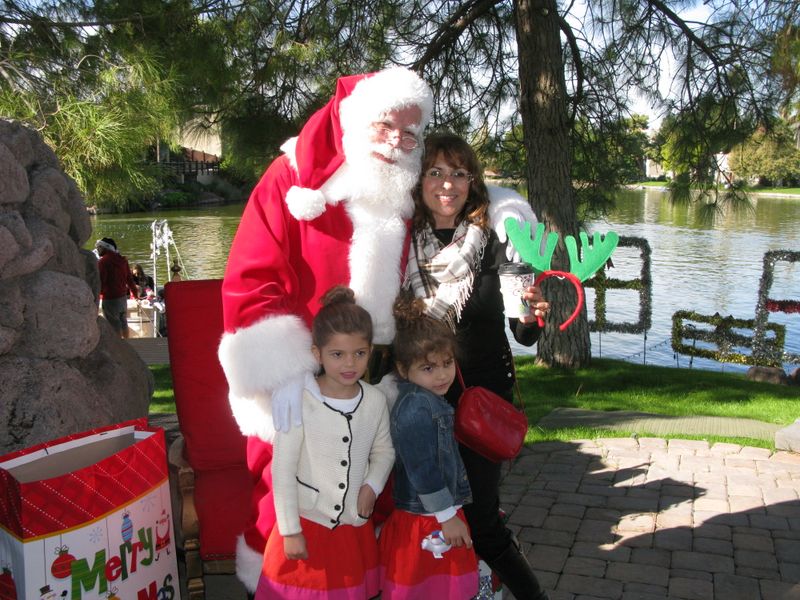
left=504, top=219, right=619, bottom=331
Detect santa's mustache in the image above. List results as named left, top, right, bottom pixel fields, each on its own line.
left=371, top=143, right=422, bottom=173
left=370, top=144, right=407, bottom=164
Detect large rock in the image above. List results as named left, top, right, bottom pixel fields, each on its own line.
left=0, top=120, right=153, bottom=454
left=746, top=366, right=790, bottom=386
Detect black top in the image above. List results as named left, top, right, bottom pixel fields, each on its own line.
left=430, top=227, right=541, bottom=399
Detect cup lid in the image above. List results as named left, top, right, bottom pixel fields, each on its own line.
left=498, top=262, right=533, bottom=275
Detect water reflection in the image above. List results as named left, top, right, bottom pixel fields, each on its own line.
left=87, top=191, right=799, bottom=373
left=87, top=204, right=245, bottom=283
left=578, top=189, right=800, bottom=373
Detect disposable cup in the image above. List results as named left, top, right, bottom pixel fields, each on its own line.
left=498, top=262, right=534, bottom=318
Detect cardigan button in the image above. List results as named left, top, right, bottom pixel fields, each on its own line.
left=334, top=504, right=341, bottom=511
left=342, top=436, right=349, bottom=442
left=339, top=483, right=345, bottom=489
left=330, top=519, right=336, bottom=524
left=341, top=460, right=348, bottom=466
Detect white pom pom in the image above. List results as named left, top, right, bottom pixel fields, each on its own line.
left=285, top=186, right=328, bottom=220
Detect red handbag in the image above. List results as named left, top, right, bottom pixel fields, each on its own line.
left=453, top=363, right=529, bottom=462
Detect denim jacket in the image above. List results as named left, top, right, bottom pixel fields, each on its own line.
left=390, top=380, right=472, bottom=514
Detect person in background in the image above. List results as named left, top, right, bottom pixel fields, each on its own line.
left=95, top=237, right=138, bottom=339
left=131, top=264, right=154, bottom=298
left=256, top=286, right=394, bottom=599
left=379, top=294, right=477, bottom=599
left=405, top=132, right=550, bottom=599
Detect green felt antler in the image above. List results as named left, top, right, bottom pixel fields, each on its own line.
left=565, top=231, right=619, bottom=282
left=505, top=218, right=618, bottom=281
left=504, top=218, right=558, bottom=275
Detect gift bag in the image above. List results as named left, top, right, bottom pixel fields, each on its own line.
left=0, top=418, right=180, bottom=600
left=475, top=559, right=503, bottom=599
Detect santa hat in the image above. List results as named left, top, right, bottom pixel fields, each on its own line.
left=95, top=237, right=117, bottom=252
left=284, top=67, right=433, bottom=220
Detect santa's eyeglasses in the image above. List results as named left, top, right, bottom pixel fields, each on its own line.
left=371, top=123, right=419, bottom=150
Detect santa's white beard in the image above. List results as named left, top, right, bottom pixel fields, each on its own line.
left=332, top=131, right=421, bottom=343
left=340, top=132, right=421, bottom=219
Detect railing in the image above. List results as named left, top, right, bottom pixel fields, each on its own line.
left=156, top=160, right=220, bottom=175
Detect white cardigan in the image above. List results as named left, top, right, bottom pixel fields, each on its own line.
left=272, top=381, right=395, bottom=535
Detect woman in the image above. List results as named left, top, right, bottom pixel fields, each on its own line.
left=405, top=132, right=550, bottom=599
left=131, top=264, right=154, bottom=298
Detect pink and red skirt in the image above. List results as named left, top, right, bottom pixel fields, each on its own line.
left=256, top=517, right=381, bottom=599
left=379, top=508, right=478, bottom=599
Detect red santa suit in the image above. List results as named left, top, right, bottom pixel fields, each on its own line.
left=217, top=67, right=434, bottom=591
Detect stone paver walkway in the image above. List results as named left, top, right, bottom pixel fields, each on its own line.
left=500, top=438, right=800, bottom=600
left=153, top=408, right=800, bottom=600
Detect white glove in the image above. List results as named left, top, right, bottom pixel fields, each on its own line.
left=271, top=374, right=305, bottom=433
left=486, top=184, right=538, bottom=262
left=375, top=372, right=400, bottom=411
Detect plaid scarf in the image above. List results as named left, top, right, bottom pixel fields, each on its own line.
left=405, top=221, right=488, bottom=330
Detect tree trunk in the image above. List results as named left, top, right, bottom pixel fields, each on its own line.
left=515, top=0, right=590, bottom=367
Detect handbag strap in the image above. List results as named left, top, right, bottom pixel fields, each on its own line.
left=455, top=362, right=467, bottom=390
left=455, top=361, right=526, bottom=412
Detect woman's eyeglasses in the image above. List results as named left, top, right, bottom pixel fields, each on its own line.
left=423, top=168, right=474, bottom=183
left=371, top=124, right=419, bottom=150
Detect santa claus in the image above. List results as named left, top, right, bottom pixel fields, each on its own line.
left=218, top=66, right=532, bottom=590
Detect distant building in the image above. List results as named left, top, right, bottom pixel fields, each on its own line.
left=645, top=158, right=670, bottom=180
left=154, top=120, right=222, bottom=184
left=713, top=152, right=732, bottom=186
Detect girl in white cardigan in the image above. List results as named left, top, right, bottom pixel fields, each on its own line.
left=255, top=286, right=395, bottom=599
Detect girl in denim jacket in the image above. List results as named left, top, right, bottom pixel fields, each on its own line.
left=379, top=295, right=478, bottom=599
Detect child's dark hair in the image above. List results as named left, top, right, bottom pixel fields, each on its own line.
left=393, top=292, right=458, bottom=372
left=312, top=286, right=373, bottom=348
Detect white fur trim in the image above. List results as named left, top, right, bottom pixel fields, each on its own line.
left=218, top=314, right=318, bottom=437
left=487, top=184, right=537, bottom=241
left=345, top=200, right=408, bottom=344
left=236, top=535, right=263, bottom=593
left=339, top=67, right=433, bottom=136
left=228, top=391, right=276, bottom=441
left=285, top=186, right=328, bottom=220
left=280, top=136, right=298, bottom=171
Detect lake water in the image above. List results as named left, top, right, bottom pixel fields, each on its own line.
left=88, top=189, right=800, bottom=373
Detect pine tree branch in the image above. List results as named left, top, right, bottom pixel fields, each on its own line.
left=412, top=0, right=503, bottom=71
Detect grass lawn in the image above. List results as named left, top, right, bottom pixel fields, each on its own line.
left=149, top=357, right=799, bottom=449
left=149, top=364, right=175, bottom=414
left=749, top=187, right=800, bottom=195
left=634, top=181, right=669, bottom=188
left=516, top=357, right=799, bottom=449
left=631, top=182, right=800, bottom=196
